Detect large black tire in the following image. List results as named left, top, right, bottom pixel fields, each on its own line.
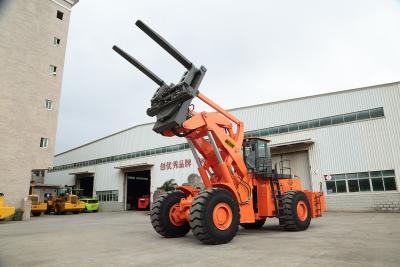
left=150, top=191, right=190, bottom=238
left=240, top=219, right=266, bottom=229
left=72, top=211, right=80, bottom=214
left=189, top=188, right=240, bottom=245
left=54, top=205, right=61, bottom=215
left=54, top=205, right=65, bottom=215
left=279, top=191, right=312, bottom=231
left=32, top=212, right=41, bottom=217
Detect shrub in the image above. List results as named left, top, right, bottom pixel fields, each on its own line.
left=12, top=208, right=24, bottom=221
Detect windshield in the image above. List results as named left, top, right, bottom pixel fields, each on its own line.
left=243, top=142, right=256, bottom=171
left=243, top=139, right=272, bottom=176
left=57, top=188, right=69, bottom=195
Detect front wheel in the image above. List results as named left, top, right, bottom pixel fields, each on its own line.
left=189, top=188, right=239, bottom=245
left=279, top=191, right=312, bottom=231
left=150, top=191, right=190, bottom=238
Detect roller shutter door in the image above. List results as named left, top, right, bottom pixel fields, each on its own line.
left=272, top=151, right=311, bottom=190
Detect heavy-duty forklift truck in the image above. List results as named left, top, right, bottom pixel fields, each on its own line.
left=113, top=20, right=325, bottom=244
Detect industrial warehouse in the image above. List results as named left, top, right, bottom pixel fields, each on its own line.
left=45, top=81, right=400, bottom=212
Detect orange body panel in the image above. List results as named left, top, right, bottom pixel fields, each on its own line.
left=165, top=92, right=324, bottom=224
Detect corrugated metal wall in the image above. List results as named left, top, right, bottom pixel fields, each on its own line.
left=46, top=82, right=400, bottom=211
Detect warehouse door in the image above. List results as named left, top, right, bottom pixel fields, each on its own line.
left=77, top=177, right=94, bottom=197
left=272, top=151, right=311, bottom=190
left=126, top=170, right=151, bottom=210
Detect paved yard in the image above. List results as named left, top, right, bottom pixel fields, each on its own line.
left=0, top=211, right=399, bottom=267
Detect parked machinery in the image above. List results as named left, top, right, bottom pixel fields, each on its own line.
left=138, top=195, right=150, bottom=210
left=113, top=20, right=325, bottom=244
left=80, top=197, right=99, bottom=212
left=0, top=193, right=15, bottom=220
left=46, top=187, right=85, bottom=215
left=29, top=194, right=47, bottom=217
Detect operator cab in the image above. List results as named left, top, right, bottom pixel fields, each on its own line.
left=243, top=137, right=273, bottom=179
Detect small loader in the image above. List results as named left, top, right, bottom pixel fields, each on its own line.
left=46, top=187, right=85, bottom=215
left=0, top=193, right=15, bottom=220
left=29, top=194, right=47, bottom=217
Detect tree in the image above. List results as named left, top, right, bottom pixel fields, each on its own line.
left=160, top=179, right=178, bottom=192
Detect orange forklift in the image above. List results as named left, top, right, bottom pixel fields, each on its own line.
left=113, top=20, right=325, bottom=244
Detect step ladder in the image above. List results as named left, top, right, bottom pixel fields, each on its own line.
left=314, top=194, right=322, bottom=217
left=271, top=165, right=284, bottom=218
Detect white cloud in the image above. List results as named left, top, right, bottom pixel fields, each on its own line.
left=56, top=0, right=400, bottom=153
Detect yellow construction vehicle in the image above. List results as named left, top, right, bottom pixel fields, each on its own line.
left=0, top=193, right=15, bottom=220
left=29, top=194, right=47, bottom=217
left=46, top=188, right=85, bottom=215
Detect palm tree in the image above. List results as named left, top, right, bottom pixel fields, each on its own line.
left=160, top=179, right=178, bottom=192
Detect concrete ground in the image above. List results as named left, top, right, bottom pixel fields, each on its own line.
left=0, top=212, right=399, bottom=267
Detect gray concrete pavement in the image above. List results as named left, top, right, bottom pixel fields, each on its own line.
left=0, top=212, right=399, bottom=267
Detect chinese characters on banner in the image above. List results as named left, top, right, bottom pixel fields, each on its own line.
left=160, top=159, right=191, bottom=171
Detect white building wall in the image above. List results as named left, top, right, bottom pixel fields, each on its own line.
left=46, top=82, right=400, bottom=212
left=46, top=150, right=198, bottom=203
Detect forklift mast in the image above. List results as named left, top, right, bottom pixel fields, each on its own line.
left=114, top=20, right=252, bottom=207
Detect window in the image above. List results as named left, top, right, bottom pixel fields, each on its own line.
left=356, top=110, right=370, bottom=120
left=269, top=127, right=279, bottom=135
left=40, top=138, right=49, bottom=148
left=326, top=170, right=396, bottom=194
left=326, top=181, right=336, bottom=194
left=247, top=130, right=258, bottom=137
left=319, top=117, right=332, bottom=127
left=348, top=180, right=359, bottom=192
left=343, top=113, right=356, bottom=122
left=288, top=123, right=298, bottom=132
left=298, top=121, right=309, bottom=130
left=331, top=115, right=344, bottom=125
left=359, top=179, right=371, bottom=192
left=259, top=128, right=269, bottom=136
left=96, top=190, right=118, bottom=202
left=57, top=10, right=64, bottom=20
left=336, top=180, right=347, bottom=193
left=49, top=65, right=57, bottom=75
left=53, top=37, right=61, bottom=46
left=309, top=119, right=320, bottom=128
left=370, top=107, right=384, bottom=118
left=32, top=170, right=45, bottom=177
left=45, top=99, right=53, bottom=110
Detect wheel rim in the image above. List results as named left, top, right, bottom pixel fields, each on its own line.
left=169, top=203, right=185, bottom=226
left=213, top=203, right=233, bottom=230
left=297, top=200, right=308, bottom=221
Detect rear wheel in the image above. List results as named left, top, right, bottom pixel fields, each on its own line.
left=279, top=191, right=311, bottom=231
left=72, top=211, right=80, bottom=214
left=240, top=219, right=266, bottom=229
left=54, top=205, right=61, bottom=215
left=150, top=191, right=190, bottom=238
left=189, top=188, right=239, bottom=245
left=32, top=212, right=41, bottom=217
